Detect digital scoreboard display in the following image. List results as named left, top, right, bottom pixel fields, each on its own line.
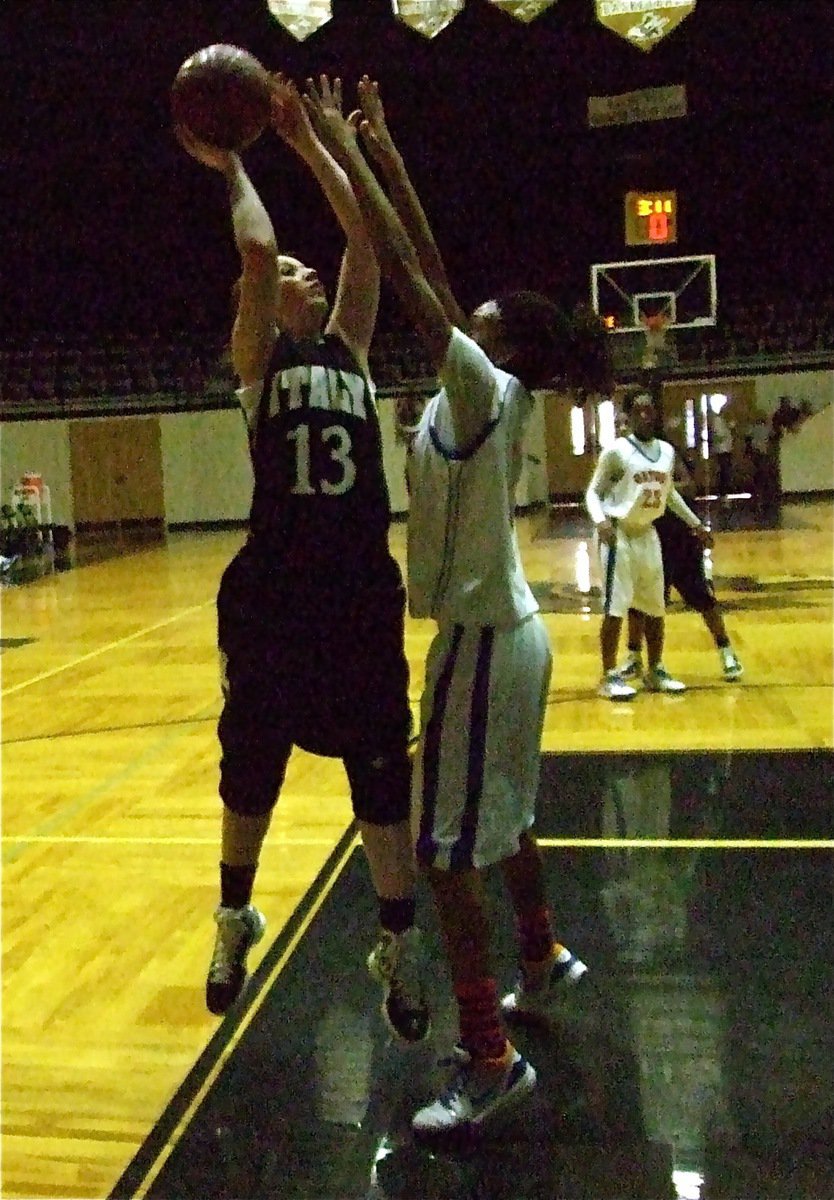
left=625, top=191, right=678, bottom=245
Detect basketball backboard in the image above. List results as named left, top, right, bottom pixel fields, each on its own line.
left=591, top=253, right=717, bottom=333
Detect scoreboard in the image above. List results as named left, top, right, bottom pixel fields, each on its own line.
left=625, top=191, right=678, bottom=246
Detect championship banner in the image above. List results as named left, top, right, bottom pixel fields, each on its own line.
left=595, top=0, right=697, bottom=52
left=588, top=84, right=687, bottom=127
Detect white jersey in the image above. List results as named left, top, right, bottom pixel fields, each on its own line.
left=406, top=327, right=538, bottom=627
left=585, top=435, right=698, bottom=533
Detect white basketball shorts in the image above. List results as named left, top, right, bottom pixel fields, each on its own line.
left=413, top=613, right=552, bottom=872
left=597, top=523, right=665, bottom=618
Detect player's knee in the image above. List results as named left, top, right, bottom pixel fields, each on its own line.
left=218, top=744, right=288, bottom=817
left=682, top=584, right=715, bottom=612
left=346, top=747, right=411, bottom=825
left=220, top=777, right=277, bottom=817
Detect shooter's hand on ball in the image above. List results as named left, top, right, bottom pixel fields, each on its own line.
left=268, top=73, right=317, bottom=159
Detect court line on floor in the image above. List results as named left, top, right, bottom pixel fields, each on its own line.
left=111, top=826, right=360, bottom=1200
left=1, top=700, right=216, bottom=866
left=1, top=834, right=340, bottom=848
left=1, top=602, right=212, bottom=697
left=5, top=835, right=830, bottom=850
left=537, top=837, right=834, bottom=849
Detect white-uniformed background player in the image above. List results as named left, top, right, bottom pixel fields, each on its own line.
left=585, top=387, right=713, bottom=700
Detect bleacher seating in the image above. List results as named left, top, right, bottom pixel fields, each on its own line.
left=0, top=329, right=230, bottom=412
left=2, top=294, right=833, bottom=414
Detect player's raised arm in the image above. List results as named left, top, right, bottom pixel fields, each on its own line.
left=175, top=125, right=279, bottom=387
left=356, top=76, right=468, bottom=332
left=303, top=82, right=453, bottom=378
left=271, top=76, right=379, bottom=363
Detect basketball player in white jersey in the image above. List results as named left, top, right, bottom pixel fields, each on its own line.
left=306, top=77, right=609, bottom=1136
left=176, top=77, right=429, bottom=1044
left=585, top=387, right=712, bottom=699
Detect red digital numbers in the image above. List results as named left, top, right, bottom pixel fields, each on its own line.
left=625, top=192, right=677, bottom=246
left=648, top=211, right=669, bottom=241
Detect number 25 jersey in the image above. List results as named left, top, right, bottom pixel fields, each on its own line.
left=586, top=435, right=676, bottom=532
left=239, top=332, right=393, bottom=580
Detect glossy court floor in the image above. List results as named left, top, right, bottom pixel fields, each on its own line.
left=2, top=498, right=833, bottom=1200
left=112, top=750, right=834, bottom=1200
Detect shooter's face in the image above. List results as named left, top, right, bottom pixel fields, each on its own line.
left=276, top=255, right=328, bottom=335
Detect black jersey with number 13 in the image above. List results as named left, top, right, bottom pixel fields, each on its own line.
left=247, top=333, right=392, bottom=580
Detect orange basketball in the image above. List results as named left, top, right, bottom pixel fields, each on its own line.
left=171, top=44, right=272, bottom=151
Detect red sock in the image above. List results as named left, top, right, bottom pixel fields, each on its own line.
left=516, top=905, right=556, bottom=965
left=455, top=978, right=507, bottom=1062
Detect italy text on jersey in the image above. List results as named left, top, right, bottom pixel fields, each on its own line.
left=267, top=365, right=369, bottom=420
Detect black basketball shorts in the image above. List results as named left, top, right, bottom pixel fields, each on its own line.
left=655, top=511, right=716, bottom=613
left=216, top=547, right=412, bottom=817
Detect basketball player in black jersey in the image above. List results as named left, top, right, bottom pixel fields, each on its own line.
left=176, top=77, right=428, bottom=1041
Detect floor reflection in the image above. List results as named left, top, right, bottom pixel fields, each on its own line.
left=114, top=750, right=833, bottom=1200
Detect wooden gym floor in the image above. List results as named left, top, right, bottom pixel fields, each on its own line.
left=2, top=499, right=832, bottom=1199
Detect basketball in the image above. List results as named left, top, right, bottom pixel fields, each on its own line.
left=171, top=44, right=272, bottom=151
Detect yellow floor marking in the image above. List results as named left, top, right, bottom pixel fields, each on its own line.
left=537, top=837, right=834, bottom=849
left=133, top=833, right=360, bottom=1200
left=1, top=602, right=210, bottom=696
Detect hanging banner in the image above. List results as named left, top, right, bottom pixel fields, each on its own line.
left=391, top=0, right=466, bottom=38
left=487, top=0, right=559, bottom=22
left=588, top=84, right=687, bottom=127
left=595, top=0, right=697, bottom=52
left=266, top=0, right=332, bottom=41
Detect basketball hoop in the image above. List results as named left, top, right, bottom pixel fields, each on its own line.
left=640, top=311, right=671, bottom=368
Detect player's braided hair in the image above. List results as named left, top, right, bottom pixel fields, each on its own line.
left=497, top=293, right=612, bottom=393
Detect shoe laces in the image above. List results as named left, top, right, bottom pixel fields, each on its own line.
left=371, top=930, right=400, bottom=981
left=209, top=941, right=235, bottom=981
left=436, top=1062, right=474, bottom=1109
left=388, top=937, right=425, bottom=1012
left=209, top=910, right=247, bottom=979
left=439, top=1050, right=512, bottom=1108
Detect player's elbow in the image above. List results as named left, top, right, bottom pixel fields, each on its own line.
left=238, top=239, right=277, bottom=275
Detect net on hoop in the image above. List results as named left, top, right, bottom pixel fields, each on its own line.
left=640, top=312, right=675, bottom=369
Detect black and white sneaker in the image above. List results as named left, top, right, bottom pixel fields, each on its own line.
left=598, top=671, right=638, bottom=700
left=501, top=945, right=588, bottom=1020
left=618, top=653, right=644, bottom=681
left=721, top=648, right=744, bottom=681
left=643, top=664, right=686, bottom=693
left=412, top=1044, right=536, bottom=1135
left=367, top=927, right=430, bottom=1044
left=206, top=904, right=266, bottom=1015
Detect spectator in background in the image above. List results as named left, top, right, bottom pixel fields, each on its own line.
left=771, top=395, right=811, bottom=441
left=708, top=401, right=735, bottom=501
left=768, top=395, right=812, bottom=508
left=745, top=410, right=777, bottom=517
